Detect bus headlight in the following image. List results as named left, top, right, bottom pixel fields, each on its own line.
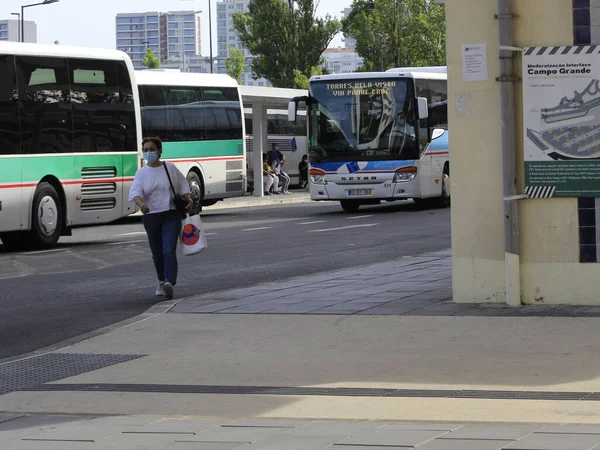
left=393, top=166, right=417, bottom=182
left=310, top=168, right=327, bottom=185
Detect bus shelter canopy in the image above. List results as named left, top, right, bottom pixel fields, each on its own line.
left=240, top=86, right=308, bottom=197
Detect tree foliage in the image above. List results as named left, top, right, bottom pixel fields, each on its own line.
left=225, top=45, right=246, bottom=84
left=343, top=0, right=446, bottom=72
left=293, top=65, right=326, bottom=90
left=233, top=0, right=341, bottom=88
left=142, top=48, right=161, bottom=69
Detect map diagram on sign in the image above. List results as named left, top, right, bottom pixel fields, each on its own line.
left=527, top=79, right=600, bottom=160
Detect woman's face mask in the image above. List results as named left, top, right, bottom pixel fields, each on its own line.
left=144, top=151, right=159, bottom=164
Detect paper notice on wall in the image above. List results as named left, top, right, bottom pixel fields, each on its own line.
left=462, top=43, right=488, bottom=82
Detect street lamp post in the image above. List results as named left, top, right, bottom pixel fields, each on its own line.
left=208, top=0, right=213, bottom=73
left=21, top=0, right=59, bottom=43
left=11, top=13, right=20, bottom=42
left=181, top=0, right=213, bottom=73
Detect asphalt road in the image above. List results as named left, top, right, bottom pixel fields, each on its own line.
left=0, top=200, right=451, bottom=361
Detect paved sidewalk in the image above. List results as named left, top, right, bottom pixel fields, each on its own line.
left=171, top=249, right=600, bottom=317
left=5, top=414, right=600, bottom=449
left=6, top=251, right=600, bottom=448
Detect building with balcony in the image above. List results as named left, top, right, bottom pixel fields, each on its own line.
left=321, top=47, right=364, bottom=74
left=216, top=0, right=270, bottom=86
left=116, top=11, right=202, bottom=70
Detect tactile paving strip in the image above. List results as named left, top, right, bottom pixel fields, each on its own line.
left=0, top=353, right=145, bottom=396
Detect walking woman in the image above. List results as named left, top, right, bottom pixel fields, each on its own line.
left=129, top=137, right=193, bottom=299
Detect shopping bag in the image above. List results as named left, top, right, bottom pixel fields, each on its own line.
left=181, top=213, right=207, bottom=256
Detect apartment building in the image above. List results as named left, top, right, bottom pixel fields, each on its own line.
left=216, top=0, right=270, bottom=86
left=116, top=11, right=202, bottom=70
left=0, top=19, right=36, bottom=43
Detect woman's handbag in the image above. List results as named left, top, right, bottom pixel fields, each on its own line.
left=181, top=213, right=207, bottom=256
left=164, top=164, right=189, bottom=217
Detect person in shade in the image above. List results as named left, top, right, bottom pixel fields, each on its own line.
left=129, top=136, right=193, bottom=300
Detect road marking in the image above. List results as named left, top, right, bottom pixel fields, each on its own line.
left=308, top=223, right=380, bottom=233
left=106, top=239, right=147, bottom=246
left=241, top=227, right=273, bottom=231
left=297, top=220, right=327, bottom=225
left=21, top=248, right=66, bottom=255
left=116, top=231, right=147, bottom=237
left=205, top=232, right=218, bottom=236
left=347, top=215, right=375, bottom=220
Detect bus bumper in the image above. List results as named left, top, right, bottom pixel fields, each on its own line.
left=310, top=179, right=421, bottom=201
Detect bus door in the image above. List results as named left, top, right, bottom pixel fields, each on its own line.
left=0, top=55, right=23, bottom=232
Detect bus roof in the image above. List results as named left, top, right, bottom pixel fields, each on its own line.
left=310, top=71, right=446, bottom=83
left=387, top=66, right=447, bottom=74
left=135, top=70, right=239, bottom=88
left=0, top=41, right=131, bottom=61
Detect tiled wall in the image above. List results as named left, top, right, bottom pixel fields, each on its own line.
left=572, top=0, right=600, bottom=262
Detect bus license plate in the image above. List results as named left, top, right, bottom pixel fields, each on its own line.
left=347, top=189, right=373, bottom=196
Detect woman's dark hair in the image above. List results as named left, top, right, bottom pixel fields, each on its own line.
left=142, top=136, right=163, bottom=152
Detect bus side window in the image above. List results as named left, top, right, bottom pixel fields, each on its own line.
left=16, top=56, right=73, bottom=155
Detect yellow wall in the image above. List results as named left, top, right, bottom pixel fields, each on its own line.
left=448, top=0, right=600, bottom=305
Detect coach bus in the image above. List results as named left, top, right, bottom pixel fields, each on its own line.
left=288, top=67, right=449, bottom=212
left=0, top=42, right=141, bottom=250
left=136, top=70, right=246, bottom=214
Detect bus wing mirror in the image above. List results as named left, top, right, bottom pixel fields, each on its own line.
left=288, top=100, right=297, bottom=122
left=288, top=95, right=310, bottom=122
left=417, top=97, right=429, bottom=120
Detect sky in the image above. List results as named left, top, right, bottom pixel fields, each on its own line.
left=1, top=0, right=352, bottom=55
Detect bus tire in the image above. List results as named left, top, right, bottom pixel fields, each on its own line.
left=187, top=171, right=204, bottom=215
left=340, top=200, right=360, bottom=213
left=28, top=182, right=63, bottom=249
left=437, top=165, right=450, bottom=208
left=0, top=231, right=28, bottom=252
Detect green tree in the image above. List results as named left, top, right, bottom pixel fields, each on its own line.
left=233, top=0, right=341, bottom=88
left=225, top=45, right=246, bottom=84
left=142, top=48, right=161, bottom=69
left=293, top=65, right=326, bottom=89
left=54, top=40, right=60, bottom=45
left=343, top=0, right=446, bottom=71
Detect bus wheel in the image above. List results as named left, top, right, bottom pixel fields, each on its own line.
left=28, top=182, right=63, bottom=249
left=0, top=232, right=28, bottom=252
left=187, top=171, right=204, bottom=215
left=340, top=200, right=360, bottom=213
left=437, top=166, right=450, bottom=208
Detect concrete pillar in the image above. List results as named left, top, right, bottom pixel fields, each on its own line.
left=448, top=0, right=591, bottom=305
left=252, top=102, right=267, bottom=197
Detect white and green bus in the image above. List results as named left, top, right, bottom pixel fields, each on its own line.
left=0, top=43, right=142, bottom=250
left=135, top=70, right=246, bottom=214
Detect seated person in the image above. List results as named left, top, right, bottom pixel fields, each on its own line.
left=298, top=155, right=309, bottom=189
left=263, top=153, right=280, bottom=195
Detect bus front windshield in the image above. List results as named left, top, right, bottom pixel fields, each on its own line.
left=308, top=78, right=420, bottom=162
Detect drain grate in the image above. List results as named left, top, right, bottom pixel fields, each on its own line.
left=21, top=383, right=600, bottom=401
left=0, top=353, right=145, bottom=396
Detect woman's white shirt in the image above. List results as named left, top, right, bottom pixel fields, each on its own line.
left=129, top=162, right=191, bottom=214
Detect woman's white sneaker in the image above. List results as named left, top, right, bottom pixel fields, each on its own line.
left=156, top=282, right=165, bottom=296
left=163, top=282, right=174, bottom=300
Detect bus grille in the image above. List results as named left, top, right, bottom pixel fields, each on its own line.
left=81, top=167, right=117, bottom=179
left=226, top=182, right=244, bottom=192
left=226, top=160, right=243, bottom=171
left=80, top=198, right=116, bottom=211
left=81, top=182, right=117, bottom=196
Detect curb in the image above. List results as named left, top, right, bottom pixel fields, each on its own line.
left=205, top=195, right=312, bottom=211
left=0, top=300, right=179, bottom=366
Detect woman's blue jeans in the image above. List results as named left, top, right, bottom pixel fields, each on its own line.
left=142, top=209, right=181, bottom=285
